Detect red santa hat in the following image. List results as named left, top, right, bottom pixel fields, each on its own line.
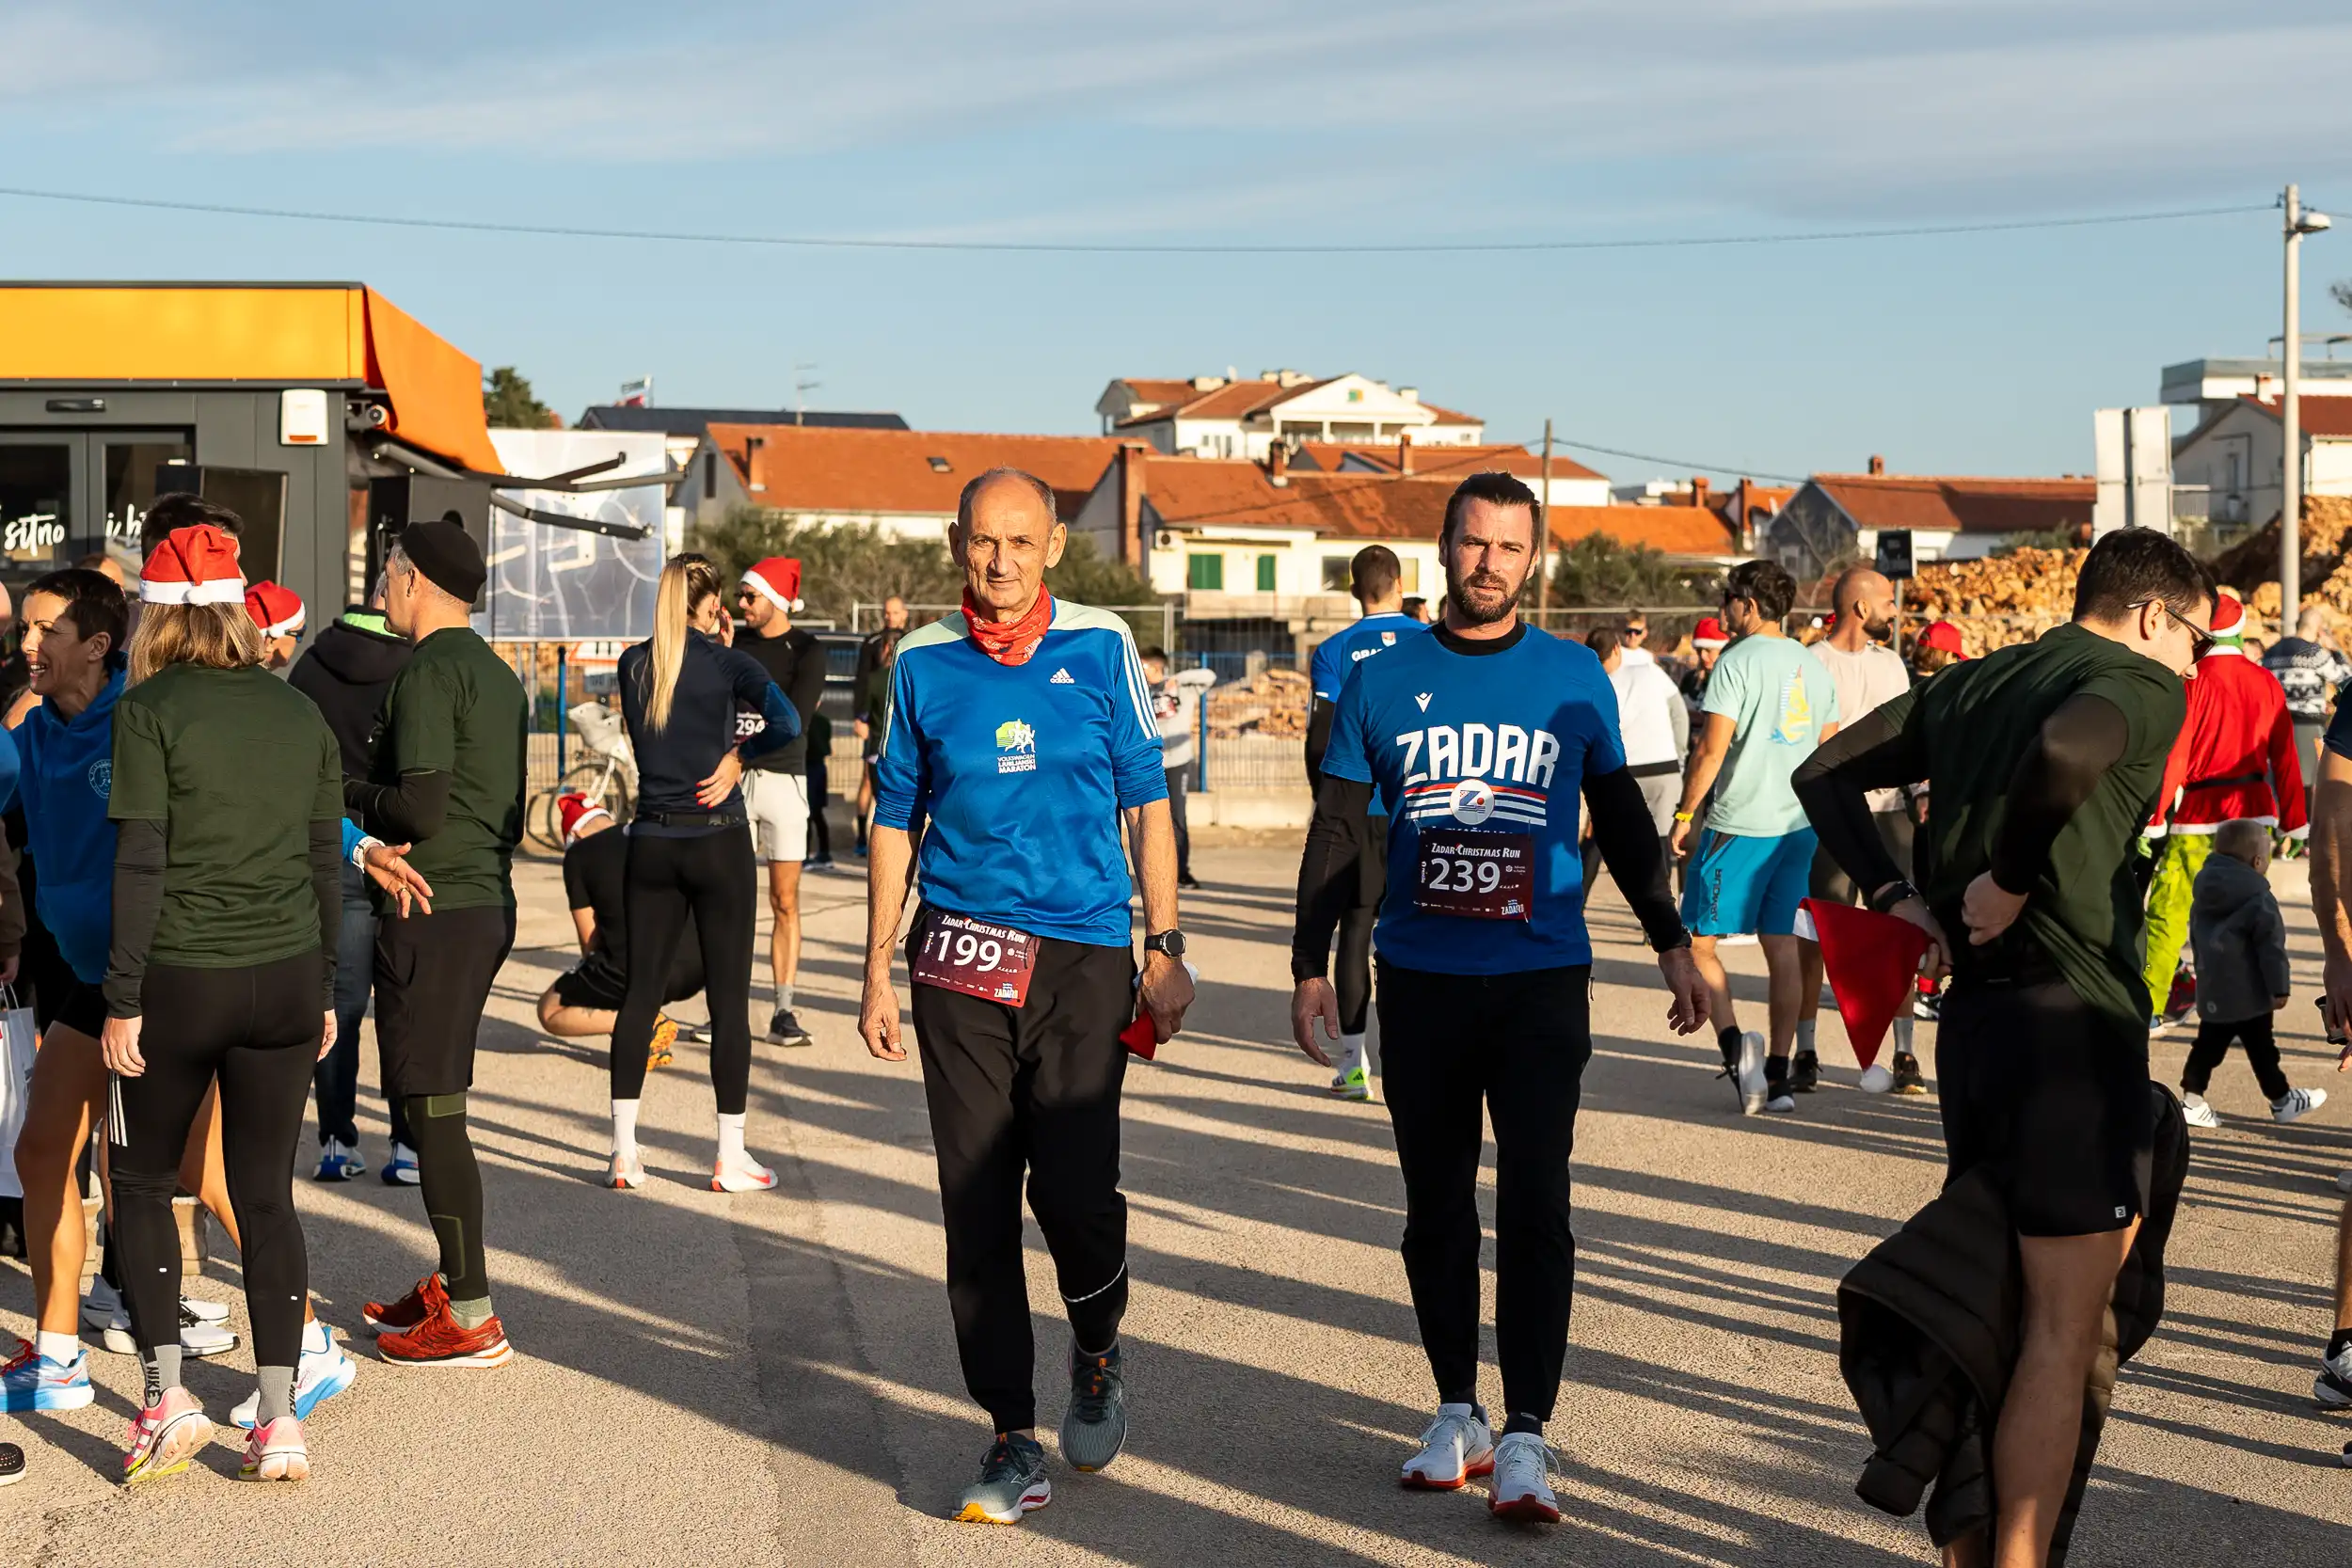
left=1692, top=616, right=1729, bottom=650
left=2209, top=589, right=2245, bottom=638
left=243, top=580, right=306, bottom=639
left=742, top=557, right=804, bottom=614
left=557, top=792, right=611, bottom=844
left=141, top=525, right=246, bottom=605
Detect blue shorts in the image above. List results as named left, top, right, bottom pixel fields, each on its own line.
left=1680, top=828, right=1818, bottom=938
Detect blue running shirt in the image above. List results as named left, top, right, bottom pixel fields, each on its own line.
left=873, top=600, right=1168, bottom=946
left=1311, top=611, right=1427, bottom=702
left=1321, top=625, right=1626, bottom=974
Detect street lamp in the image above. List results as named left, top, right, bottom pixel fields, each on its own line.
left=2282, top=183, right=2332, bottom=627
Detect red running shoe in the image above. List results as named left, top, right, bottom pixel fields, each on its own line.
left=377, top=1300, right=513, bottom=1369
left=363, top=1273, right=447, bottom=1336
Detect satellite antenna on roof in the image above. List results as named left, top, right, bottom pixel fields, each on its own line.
left=793, top=362, right=820, bottom=425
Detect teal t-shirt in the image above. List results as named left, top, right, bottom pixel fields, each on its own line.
left=1702, top=633, right=1840, bottom=837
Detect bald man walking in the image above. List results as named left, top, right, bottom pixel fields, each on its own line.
left=1799, top=568, right=1926, bottom=1093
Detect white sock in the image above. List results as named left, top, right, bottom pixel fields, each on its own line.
left=1892, top=1014, right=1915, bottom=1053
left=612, top=1099, right=642, bottom=1158
left=1335, top=1032, right=1367, bottom=1075
left=717, top=1110, right=749, bottom=1167
left=302, top=1318, right=330, bottom=1355
left=36, top=1329, right=78, bottom=1364
left=1795, top=1019, right=1816, bottom=1053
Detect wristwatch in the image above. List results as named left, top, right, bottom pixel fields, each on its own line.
left=1866, top=879, right=1922, bottom=914
left=1143, top=930, right=1187, bottom=959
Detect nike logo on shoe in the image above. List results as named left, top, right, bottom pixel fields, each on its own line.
left=1415, top=692, right=1432, bottom=712
left=1051, top=668, right=1074, bottom=684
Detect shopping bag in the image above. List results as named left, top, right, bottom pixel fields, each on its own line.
left=1795, top=899, right=1931, bottom=1070
left=0, top=986, right=37, bottom=1200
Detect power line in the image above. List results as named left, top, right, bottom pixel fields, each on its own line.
left=1543, top=437, right=1809, bottom=484
left=0, top=184, right=2270, bottom=256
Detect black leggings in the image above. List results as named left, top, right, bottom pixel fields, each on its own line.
left=2183, top=1013, right=2289, bottom=1101
left=111, top=952, right=321, bottom=1373
left=1377, top=959, right=1591, bottom=1425
left=611, top=826, right=757, bottom=1111
left=1335, top=905, right=1375, bottom=1035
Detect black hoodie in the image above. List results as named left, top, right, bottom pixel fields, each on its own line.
left=288, top=607, right=414, bottom=784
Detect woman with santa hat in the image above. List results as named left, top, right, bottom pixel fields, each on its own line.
left=100, top=523, right=347, bottom=1484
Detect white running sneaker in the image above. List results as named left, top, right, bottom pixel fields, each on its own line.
left=2316, top=1341, right=2352, bottom=1409
left=1737, top=1032, right=1768, bottom=1116
left=1487, top=1431, right=1562, bottom=1523
left=1400, top=1402, right=1493, bottom=1490
left=2273, top=1087, right=2328, bottom=1124
left=1335, top=1062, right=1375, bottom=1102
left=711, top=1160, right=778, bottom=1194
left=230, top=1325, right=357, bottom=1429
left=2182, top=1094, right=2222, bottom=1130
left=1858, top=1063, right=1895, bottom=1095
left=609, top=1148, right=647, bottom=1190
left=85, top=1290, right=239, bottom=1359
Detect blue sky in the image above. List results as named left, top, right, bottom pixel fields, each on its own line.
left=6, top=1, right=2352, bottom=483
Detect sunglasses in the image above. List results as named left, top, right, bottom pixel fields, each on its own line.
left=2133, top=598, right=2215, bottom=661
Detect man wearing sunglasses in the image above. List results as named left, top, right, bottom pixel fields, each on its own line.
left=736, top=557, right=831, bottom=1046
left=1793, top=527, right=2213, bottom=1567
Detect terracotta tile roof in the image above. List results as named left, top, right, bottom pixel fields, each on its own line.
left=711, top=424, right=1134, bottom=519
left=1115, top=378, right=1200, bottom=408
left=2238, top=394, right=2352, bottom=437
left=1116, top=378, right=1310, bottom=427
left=1125, top=455, right=1719, bottom=553
left=1808, top=472, right=2095, bottom=536
left=1415, top=401, right=1481, bottom=426
left=1292, top=441, right=1606, bottom=483
left=1546, top=504, right=1739, bottom=556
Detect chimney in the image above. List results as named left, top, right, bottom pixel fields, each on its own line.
left=1691, top=475, right=1710, bottom=510
left=1867, top=453, right=1885, bottom=476
left=1397, top=435, right=1414, bottom=475
left=1267, top=440, right=1290, bottom=487
left=1118, top=445, right=1148, bottom=569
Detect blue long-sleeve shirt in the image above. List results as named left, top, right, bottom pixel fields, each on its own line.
left=618, top=629, right=798, bottom=831
left=873, top=601, right=1167, bottom=945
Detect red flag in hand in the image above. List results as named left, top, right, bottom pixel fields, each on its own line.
left=1797, top=897, right=1932, bottom=1070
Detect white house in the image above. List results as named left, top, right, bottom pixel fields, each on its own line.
left=1094, top=372, right=1484, bottom=459
left=2170, top=395, right=2352, bottom=534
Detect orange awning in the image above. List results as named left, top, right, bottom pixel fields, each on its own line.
left=0, top=283, right=501, bottom=474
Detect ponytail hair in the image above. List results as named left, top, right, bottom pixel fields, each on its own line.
left=643, top=553, right=723, bottom=734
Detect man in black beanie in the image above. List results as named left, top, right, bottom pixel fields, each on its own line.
left=346, top=517, right=528, bottom=1367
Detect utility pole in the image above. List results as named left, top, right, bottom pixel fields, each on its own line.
left=2281, top=186, right=2334, bottom=627
left=1538, top=419, right=1553, bottom=622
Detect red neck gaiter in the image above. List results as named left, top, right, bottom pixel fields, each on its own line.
left=963, top=587, right=1054, bottom=667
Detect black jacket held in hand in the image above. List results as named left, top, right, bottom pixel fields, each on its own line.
left=287, top=609, right=414, bottom=784
left=1837, top=1084, right=2187, bottom=1566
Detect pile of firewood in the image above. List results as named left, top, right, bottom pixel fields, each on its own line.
left=1206, top=666, right=1311, bottom=739
left=2219, top=495, right=2352, bottom=622
left=1899, top=546, right=2084, bottom=656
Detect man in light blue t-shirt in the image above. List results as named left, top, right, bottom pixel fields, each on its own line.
left=1668, top=560, right=1839, bottom=1117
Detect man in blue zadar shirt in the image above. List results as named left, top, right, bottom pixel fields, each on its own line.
left=1289, top=471, right=1708, bottom=1526
left=861, top=467, right=1195, bottom=1526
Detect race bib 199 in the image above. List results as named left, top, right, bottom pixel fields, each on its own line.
left=910, top=911, right=1039, bottom=1006
left=1412, top=830, right=1534, bottom=921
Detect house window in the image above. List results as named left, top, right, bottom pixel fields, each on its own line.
left=1187, top=553, right=1223, bottom=591
left=1256, top=554, right=1278, bottom=593
left=1322, top=555, right=1351, bottom=591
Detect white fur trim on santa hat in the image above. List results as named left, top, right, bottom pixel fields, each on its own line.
left=742, top=567, right=804, bottom=615
left=140, top=578, right=246, bottom=606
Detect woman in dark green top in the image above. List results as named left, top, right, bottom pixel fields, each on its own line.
left=99, top=524, right=345, bottom=1485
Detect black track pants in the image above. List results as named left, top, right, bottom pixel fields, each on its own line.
left=911, top=930, right=1135, bottom=1433
left=611, top=826, right=758, bottom=1112
left=2182, top=1013, right=2289, bottom=1101
left=112, top=952, right=322, bottom=1373
left=1376, top=959, right=1592, bottom=1423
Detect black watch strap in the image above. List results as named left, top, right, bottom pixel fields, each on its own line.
left=1866, top=879, right=1920, bottom=914
left=1144, top=930, right=1186, bottom=958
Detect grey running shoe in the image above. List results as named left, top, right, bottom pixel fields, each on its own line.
left=769, top=1007, right=813, bottom=1047
left=2315, top=1342, right=2352, bottom=1409
left=954, top=1433, right=1050, bottom=1524
left=1059, top=1343, right=1127, bottom=1472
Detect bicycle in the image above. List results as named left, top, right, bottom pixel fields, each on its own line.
left=525, top=701, right=638, bottom=851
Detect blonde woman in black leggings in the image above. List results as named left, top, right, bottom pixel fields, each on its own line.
left=101, top=524, right=346, bottom=1483
left=608, top=554, right=799, bottom=1190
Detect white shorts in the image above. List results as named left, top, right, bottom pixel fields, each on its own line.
left=744, top=768, right=810, bottom=863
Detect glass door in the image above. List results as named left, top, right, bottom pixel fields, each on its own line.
left=96, top=433, right=195, bottom=569
left=0, top=435, right=84, bottom=572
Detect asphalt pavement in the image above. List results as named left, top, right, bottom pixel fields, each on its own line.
left=5, top=843, right=2349, bottom=1564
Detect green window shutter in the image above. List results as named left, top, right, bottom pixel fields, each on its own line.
left=1188, top=553, right=1223, bottom=591
left=1256, top=554, right=1277, bottom=592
